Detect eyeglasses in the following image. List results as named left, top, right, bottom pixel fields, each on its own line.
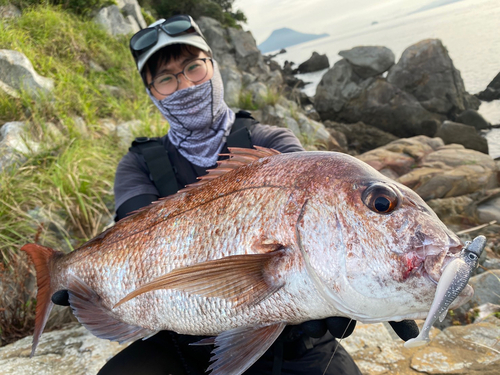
left=129, top=15, right=204, bottom=63
left=148, top=58, right=213, bottom=95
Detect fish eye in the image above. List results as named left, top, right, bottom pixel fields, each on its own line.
left=362, top=183, right=399, bottom=214
left=467, top=252, right=477, bottom=261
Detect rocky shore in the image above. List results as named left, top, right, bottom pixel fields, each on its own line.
left=0, top=1, right=499, bottom=374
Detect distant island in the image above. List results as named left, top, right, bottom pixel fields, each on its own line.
left=258, top=28, right=329, bottom=54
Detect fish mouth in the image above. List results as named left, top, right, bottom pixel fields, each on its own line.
left=404, top=240, right=463, bottom=284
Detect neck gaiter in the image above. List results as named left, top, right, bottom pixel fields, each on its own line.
left=148, top=60, right=235, bottom=167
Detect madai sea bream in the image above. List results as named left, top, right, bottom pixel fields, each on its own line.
left=22, top=147, right=478, bottom=374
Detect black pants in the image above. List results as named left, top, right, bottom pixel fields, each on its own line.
left=97, top=330, right=362, bottom=375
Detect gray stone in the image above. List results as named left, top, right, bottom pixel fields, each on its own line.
left=297, top=52, right=329, bottom=73
left=324, top=120, right=399, bottom=154
left=0, top=121, right=38, bottom=170
left=455, top=109, right=491, bottom=130
left=116, top=120, right=143, bottom=148
left=0, top=49, right=54, bottom=99
left=477, top=195, right=500, bottom=223
left=219, top=65, right=242, bottom=107
left=0, top=324, right=129, bottom=375
left=339, top=46, right=395, bottom=79
left=387, top=39, right=472, bottom=117
left=477, top=72, right=500, bottom=102
left=0, top=4, right=21, bottom=19
left=120, top=0, right=147, bottom=29
left=93, top=6, right=136, bottom=36
left=197, top=17, right=232, bottom=61
left=435, top=120, right=489, bottom=153
left=124, top=15, right=140, bottom=34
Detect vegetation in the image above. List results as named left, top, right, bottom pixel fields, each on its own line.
left=138, top=0, right=246, bottom=28
left=0, top=5, right=168, bottom=346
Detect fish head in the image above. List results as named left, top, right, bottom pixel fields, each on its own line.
left=300, top=154, right=470, bottom=322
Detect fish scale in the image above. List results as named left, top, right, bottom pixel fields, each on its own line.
left=22, top=147, right=477, bottom=375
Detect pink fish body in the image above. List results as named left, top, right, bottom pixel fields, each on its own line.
left=23, top=148, right=470, bottom=374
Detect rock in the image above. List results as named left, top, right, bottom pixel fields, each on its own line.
left=455, top=109, right=491, bottom=130
left=0, top=324, right=129, bottom=375
left=227, top=27, right=269, bottom=78
left=397, top=146, right=498, bottom=200
left=468, top=303, right=500, bottom=323
left=296, top=52, right=329, bottom=73
left=117, top=0, right=147, bottom=29
left=427, top=194, right=478, bottom=226
left=324, top=120, right=399, bottom=154
left=477, top=194, right=500, bottom=224
left=197, top=17, right=233, bottom=62
left=476, top=72, right=500, bottom=102
left=435, top=120, right=489, bottom=153
left=116, top=120, right=143, bottom=148
left=93, top=6, right=137, bottom=36
left=387, top=39, right=473, bottom=117
left=338, top=46, right=395, bottom=79
left=410, top=318, right=500, bottom=374
left=219, top=65, right=242, bottom=106
left=0, top=4, right=21, bottom=19
left=0, top=121, right=39, bottom=171
left=0, top=49, right=54, bottom=99
left=314, top=61, right=440, bottom=138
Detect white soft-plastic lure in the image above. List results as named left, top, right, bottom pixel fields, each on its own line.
left=404, top=235, right=486, bottom=348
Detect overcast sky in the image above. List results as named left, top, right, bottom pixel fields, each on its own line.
left=233, top=0, right=460, bottom=45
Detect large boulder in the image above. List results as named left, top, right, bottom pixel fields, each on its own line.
left=435, top=120, right=489, bottom=153
left=455, top=109, right=491, bottom=130
left=387, top=39, right=476, bottom=117
left=324, top=120, right=399, bottom=154
left=116, top=0, right=147, bottom=29
left=338, top=46, right=395, bottom=79
left=93, top=5, right=138, bottom=36
left=476, top=71, right=500, bottom=101
left=296, top=52, right=329, bottom=73
left=397, top=145, right=498, bottom=200
left=0, top=49, right=54, bottom=99
left=315, top=59, right=440, bottom=138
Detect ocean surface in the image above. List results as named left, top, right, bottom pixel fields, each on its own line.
left=271, top=0, right=500, bottom=159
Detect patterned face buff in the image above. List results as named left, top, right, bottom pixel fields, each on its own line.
left=148, top=60, right=235, bottom=167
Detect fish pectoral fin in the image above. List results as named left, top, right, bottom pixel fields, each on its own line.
left=68, top=275, right=157, bottom=343
left=207, top=323, right=286, bottom=375
left=114, top=250, right=287, bottom=309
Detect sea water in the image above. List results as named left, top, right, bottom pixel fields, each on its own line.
left=271, top=0, right=500, bottom=159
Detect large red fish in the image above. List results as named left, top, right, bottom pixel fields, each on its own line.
left=23, top=147, right=470, bottom=374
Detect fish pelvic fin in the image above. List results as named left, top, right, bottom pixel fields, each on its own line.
left=206, top=323, right=286, bottom=375
left=21, top=243, right=62, bottom=357
left=114, top=250, right=287, bottom=309
left=68, top=275, right=157, bottom=344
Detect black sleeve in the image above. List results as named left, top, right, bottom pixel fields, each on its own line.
left=250, top=124, right=305, bottom=153
left=113, top=152, right=160, bottom=216
left=115, top=194, right=158, bottom=221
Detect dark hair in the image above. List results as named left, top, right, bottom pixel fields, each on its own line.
left=141, top=44, right=212, bottom=86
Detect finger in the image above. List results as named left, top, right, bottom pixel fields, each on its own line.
left=388, top=320, right=419, bottom=341
left=326, top=317, right=356, bottom=338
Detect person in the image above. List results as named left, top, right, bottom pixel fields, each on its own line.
left=99, top=14, right=416, bottom=375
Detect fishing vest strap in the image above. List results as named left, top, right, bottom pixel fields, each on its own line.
left=129, top=111, right=257, bottom=197
left=129, top=137, right=180, bottom=197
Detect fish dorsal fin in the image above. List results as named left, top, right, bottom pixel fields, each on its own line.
left=114, top=249, right=286, bottom=309
left=68, top=275, right=157, bottom=344
left=180, top=146, right=280, bottom=193
left=205, top=323, right=286, bottom=375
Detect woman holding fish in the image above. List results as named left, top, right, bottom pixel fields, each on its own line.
left=103, top=14, right=363, bottom=375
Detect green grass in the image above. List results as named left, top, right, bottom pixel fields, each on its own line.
left=0, top=5, right=170, bottom=345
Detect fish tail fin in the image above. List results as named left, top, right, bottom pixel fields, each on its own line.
left=21, top=243, right=58, bottom=357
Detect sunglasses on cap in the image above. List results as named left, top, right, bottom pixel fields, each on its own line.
left=129, top=15, right=205, bottom=63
